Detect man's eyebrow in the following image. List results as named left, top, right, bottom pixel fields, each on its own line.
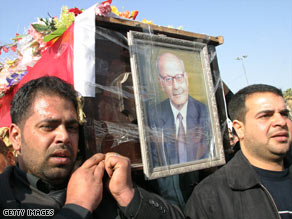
left=37, top=118, right=79, bottom=124
left=37, top=119, right=60, bottom=124
left=255, top=110, right=274, bottom=117
left=280, top=109, right=290, bottom=114
left=255, top=109, right=290, bottom=117
left=65, top=119, right=79, bottom=125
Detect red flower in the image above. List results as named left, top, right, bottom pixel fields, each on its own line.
left=131, top=11, right=139, bottom=20
left=102, top=0, right=112, bottom=5
left=10, top=45, right=17, bottom=52
left=68, top=7, right=83, bottom=16
left=2, top=47, right=8, bottom=53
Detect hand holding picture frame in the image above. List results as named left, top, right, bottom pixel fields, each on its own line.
left=128, top=31, right=225, bottom=179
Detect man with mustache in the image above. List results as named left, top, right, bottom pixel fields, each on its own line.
left=0, top=76, right=183, bottom=218
left=148, top=53, right=211, bottom=209
left=185, top=84, right=292, bottom=219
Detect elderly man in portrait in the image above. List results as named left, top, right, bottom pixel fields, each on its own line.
left=148, top=52, right=211, bottom=167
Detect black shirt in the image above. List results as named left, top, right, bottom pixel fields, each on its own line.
left=254, top=166, right=292, bottom=219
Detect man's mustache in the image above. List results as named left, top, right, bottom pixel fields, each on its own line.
left=46, top=144, right=75, bottom=160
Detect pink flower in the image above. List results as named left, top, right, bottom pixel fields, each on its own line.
left=10, top=46, right=17, bottom=52
left=3, top=47, right=8, bottom=53
left=28, top=25, right=47, bottom=49
left=16, top=33, right=22, bottom=41
left=96, top=0, right=112, bottom=16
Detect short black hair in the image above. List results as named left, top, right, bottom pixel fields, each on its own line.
left=10, top=76, right=78, bottom=125
left=228, top=84, right=283, bottom=122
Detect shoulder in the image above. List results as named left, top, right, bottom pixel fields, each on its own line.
left=0, top=166, right=14, bottom=180
left=189, top=152, right=248, bottom=201
left=148, top=99, right=171, bottom=119
left=195, top=165, right=229, bottom=194
left=184, top=165, right=233, bottom=218
left=187, top=96, right=209, bottom=121
left=184, top=166, right=229, bottom=218
left=0, top=166, right=16, bottom=207
left=188, top=96, right=207, bottom=110
left=158, top=99, right=171, bottom=110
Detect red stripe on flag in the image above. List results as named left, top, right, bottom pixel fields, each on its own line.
left=0, top=24, right=75, bottom=127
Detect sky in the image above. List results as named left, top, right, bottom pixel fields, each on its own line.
left=0, top=0, right=291, bottom=93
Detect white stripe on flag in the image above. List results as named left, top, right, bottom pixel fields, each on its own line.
left=74, top=4, right=96, bottom=97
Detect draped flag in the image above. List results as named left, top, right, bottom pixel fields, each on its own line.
left=0, top=4, right=96, bottom=127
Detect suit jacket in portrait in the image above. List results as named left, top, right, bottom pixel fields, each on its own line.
left=148, top=96, right=211, bottom=167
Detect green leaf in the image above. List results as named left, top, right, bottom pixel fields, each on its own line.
left=43, top=26, right=67, bottom=42
left=31, top=23, right=50, bottom=32
left=11, top=34, right=25, bottom=41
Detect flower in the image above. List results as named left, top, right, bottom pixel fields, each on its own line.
left=13, top=33, right=22, bottom=42
left=142, top=19, right=153, bottom=24
left=68, top=7, right=83, bottom=17
left=0, top=3, right=145, bottom=101
left=111, top=6, right=119, bottom=15
left=44, top=6, right=82, bottom=42
left=2, top=47, right=8, bottom=53
left=96, top=0, right=112, bottom=16
left=131, top=11, right=138, bottom=20
left=0, top=5, right=83, bottom=98
left=120, top=10, right=130, bottom=19
left=28, top=24, right=47, bottom=49
left=54, top=6, right=75, bottom=30
left=0, top=58, right=28, bottom=97
left=110, top=5, right=138, bottom=20
left=10, top=46, right=17, bottom=52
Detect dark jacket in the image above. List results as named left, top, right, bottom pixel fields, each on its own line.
left=184, top=151, right=291, bottom=219
left=0, top=166, right=184, bottom=219
left=148, top=96, right=210, bottom=166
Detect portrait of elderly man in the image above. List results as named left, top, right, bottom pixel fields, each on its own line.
left=148, top=52, right=211, bottom=167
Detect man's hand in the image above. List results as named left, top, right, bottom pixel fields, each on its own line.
left=65, top=153, right=105, bottom=212
left=105, top=153, right=135, bottom=207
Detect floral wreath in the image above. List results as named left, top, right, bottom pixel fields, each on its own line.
left=0, top=0, right=143, bottom=99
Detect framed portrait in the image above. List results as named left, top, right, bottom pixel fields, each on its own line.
left=128, top=30, right=225, bottom=179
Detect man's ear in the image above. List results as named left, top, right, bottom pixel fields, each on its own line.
left=9, top=124, right=22, bottom=154
left=233, top=120, right=245, bottom=140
